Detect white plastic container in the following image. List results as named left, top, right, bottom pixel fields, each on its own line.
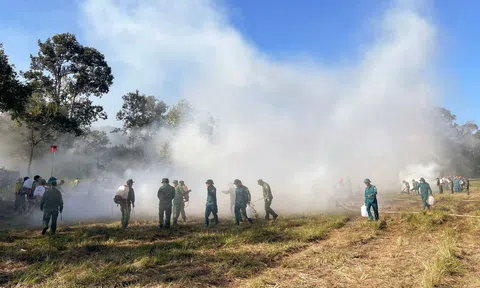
left=246, top=204, right=257, bottom=219
left=428, top=195, right=435, bottom=206
left=361, top=205, right=368, bottom=217
left=115, top=185, right=130, bottom=200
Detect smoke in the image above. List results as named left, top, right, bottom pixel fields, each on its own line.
left=73, top=0, right=445, bottom=217
left=0, top=0, right=447, bottom=225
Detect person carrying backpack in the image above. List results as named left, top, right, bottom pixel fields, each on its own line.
left=114, top=179, right=135, bottom=230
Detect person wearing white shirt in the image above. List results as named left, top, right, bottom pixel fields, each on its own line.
left=33, top=179, right=47, bottom=199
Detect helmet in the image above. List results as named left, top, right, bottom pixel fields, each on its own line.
left=126, top=179, right=134, bottom=186
left=363, top=178, right=371, bottom=183
left=257, top=179, right=263, bottom=184
left=162, top=178, right=169, bottom=183
left=205, top=179, right=214, bottom=185
left=233, top=179, right=241, bottom=185
left=179, top=180, right=185, bottom=185
left=173, top=180, right=179, bottom=185
left=420, top=177, right=425, bottom=182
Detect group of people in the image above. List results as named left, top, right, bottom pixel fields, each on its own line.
left=402, top=176, right=470, bottom=196
left=13, top=175, right=64, bottom=235
left=115, top=177, right=280, bottom=230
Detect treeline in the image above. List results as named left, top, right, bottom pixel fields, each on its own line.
left=0, top=33, right=215, bottom=177
left=432, top=107, right=480, bottom=177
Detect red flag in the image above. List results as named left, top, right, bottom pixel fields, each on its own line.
left=50, top=145, right=57, bottom=153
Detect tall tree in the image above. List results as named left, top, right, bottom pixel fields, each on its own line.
left=165, top=99, right=193, bottom=128
left=114, top=90, right=168, bottom=145
left=0, top=44, right=30, bottom=115
left=23, top=33, right=114, bottom=128
left=14, top=94, right=81, bottom=174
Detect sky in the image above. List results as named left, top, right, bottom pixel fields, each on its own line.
left=0, top=0, right=478, bottom=125
left=1, top=0, right=473, bottom=212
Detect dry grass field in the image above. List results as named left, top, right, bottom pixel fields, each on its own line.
left=2, top=181, right=480, bottom=287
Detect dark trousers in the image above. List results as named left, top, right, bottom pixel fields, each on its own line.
left=235, top=204, right=251, bottom=225
left=159, top=203, right=172, bottom=227
left=43, top=210, right=59, bottom=233
left=205, top=205, right=218, bottom=226
left=438, top=185, right=443, bottom=194
left=264, top=200, right=278, bottom=219
left=120, top=202, right=131, bottom=229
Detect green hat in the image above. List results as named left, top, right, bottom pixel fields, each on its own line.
left=363, top=178, right=371, bottom=183
left=173, top=180, right=179, bottom=185
left=48, top=177, right=57, bottom=186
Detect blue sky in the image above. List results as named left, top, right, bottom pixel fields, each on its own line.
left=0, top=0, right=478, bottom=124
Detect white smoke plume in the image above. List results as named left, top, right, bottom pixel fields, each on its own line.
left=73, top=0, right=443, bottom=218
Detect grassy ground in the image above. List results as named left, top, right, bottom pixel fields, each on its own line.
left=1, top=182, right=480, bottom=287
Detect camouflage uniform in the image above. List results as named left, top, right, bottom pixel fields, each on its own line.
left=173, top=181, right=187, bottom=225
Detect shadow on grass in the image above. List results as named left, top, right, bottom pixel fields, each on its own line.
left=0, top=215, right=348, bottom=287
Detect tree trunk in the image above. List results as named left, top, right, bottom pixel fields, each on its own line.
left=27, top=144, right=34, bottom=176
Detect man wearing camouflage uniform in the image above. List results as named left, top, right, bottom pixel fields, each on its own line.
left=157, top=178, right=175, bottom=228
left=40, top=177, right=64, bottom=235
left=172, top=180, right=190, bottom=225
left=257, top=179, right=278, bottom=220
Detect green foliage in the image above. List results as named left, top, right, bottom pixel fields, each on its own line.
left=0, top=44, right=30, bottom=115
left=23, top=33, right=114, bottom=128
left=115, top=90, right=168, bottom=132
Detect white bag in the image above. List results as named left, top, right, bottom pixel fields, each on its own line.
left=361, top=205, right=368, bottom=217
left=115, top=185, right=130, bottom=200
left=246, top=204, right=257, bottom=219
left=428, top=195, right=435, bottom=206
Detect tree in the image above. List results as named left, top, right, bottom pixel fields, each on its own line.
left=14, top=94, right=82, bottom=175
left=165, top=99, right=193, bottom=128
left=0, top=44, right=30, bottom=115
left=114, top=90, right=168, bottom=145
left=76, top=130, right=111, bottom=155
left=23, top=33, right=114, bottom=129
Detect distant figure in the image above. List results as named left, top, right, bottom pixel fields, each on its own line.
left=412, top=177, right=433, bottom=210
left=233, top=179, right=253, bottom=225
left=436, top=178, right=443, bottom=194
left=205, top=179, right=219, bottom=227
left=33, top=179, right=47, bottom=199
left=364, top=178, right=379, bottom=221
left=257, top=179, right=278, bottom=221
left=14, top=178, right=25, bottom=213
left=40, top=177, right=64, bottom=235
left=449, top=177, right=454, bottom=194
left=157, top=178, right=175, bottom=228
left=454, top=177, right=461, bottom=193
left=402, top=180, right=410, bottom=194
left=114, top=179, right=135, bottom=230
left=73, top=177, right=79, bottom=186
left=465, top=178, right=470, bottom=195
left=222, top=183, right=236, bottom=217
left=411, top=179, right=419, bottom=195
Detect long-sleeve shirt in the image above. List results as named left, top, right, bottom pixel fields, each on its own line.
left=413, top=183, right=432, bottom=195
left=40, top=187, right=64, bottom=212
left=235, top=186, right=251, bottom=205
left=157, top=184, right=175, bottom=205
left=261, top=182, right=273, bottom=201
left=364, top=185, right=377, bottom=203
left=206, top=185, right=217, bottom=206
left=127, top=187, right=135, bottom=205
